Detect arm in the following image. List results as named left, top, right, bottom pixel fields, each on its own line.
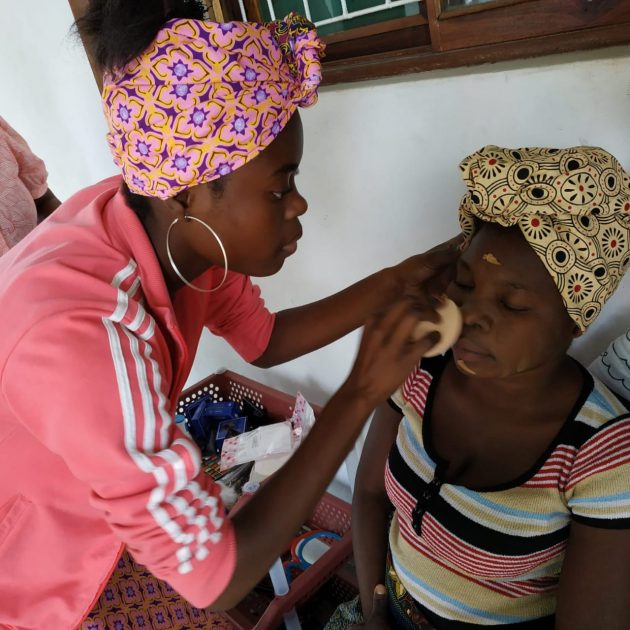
left=0, top=117, right=52, bottom=220
left=555, top=523, right=630, bottom=629
left=556, top=415, right=630, bottom=628
left=253, top=237, right=461, bottom=368
left=35, top=188, right=61, bottom=222
left=211, top=301, right=439, bottom=610
left=353, top=401, right=401, bottom=620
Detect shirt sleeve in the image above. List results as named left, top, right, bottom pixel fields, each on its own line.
left=565, top=416, right=630, bottom=529
left=1, top=308, right=236, bottom=608
left=589, top=330, right=630, bottom=401
left=0, top=117, right=48, bottom=200
left=204, top=270, right=276, bottom=363
left=391, top=356, right=443, bottom=412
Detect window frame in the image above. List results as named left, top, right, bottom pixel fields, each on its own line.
left=217, top=0, right=630, bottom=84
left=68, top=0, right=630, bottom=89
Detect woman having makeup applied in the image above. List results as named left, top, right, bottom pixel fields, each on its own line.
left=338, top=146, right=630, bottom=630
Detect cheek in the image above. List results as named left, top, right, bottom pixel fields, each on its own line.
left=445, top=282, right=462, bottom=306
left=496, top=319, right=559, bottom=374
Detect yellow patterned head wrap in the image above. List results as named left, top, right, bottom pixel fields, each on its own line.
left=458, top=145, right=630, bottom=331
left=101, top=13, right=325, bottom=200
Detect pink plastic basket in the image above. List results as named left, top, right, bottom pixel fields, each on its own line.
left=179, top=370, right=354, bottom=629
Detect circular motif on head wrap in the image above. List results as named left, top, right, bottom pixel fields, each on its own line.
left=559, top=229, right=591, bottom=262
left=560, top=152, right=588, bottom=173
left=546, top=239, right=576, bottom=273
left=601, top=226, right=626, bottom=260
left=519, top=214, right=553, bottom=242
left=560, top=172, right=598, bottom=206
left=476, top=151, right=509, bottom=180
left=571, top=212, right=600, bottom=237
left=459, top=204, right=476, bottom=239
left=566, top=271, right=595, bottom=304
left=600, top=168, right=622, bottom=196
left=520, top=181, right=556, bottom=206
left=507, top=160, right=538, bottom=189
left=589, top=257, right=609, bottom=284
left=581, top=301, right=602, bottom=326
left=612, top=195, right=630, bottom=214
left=468, top=183, right=489, bottom=212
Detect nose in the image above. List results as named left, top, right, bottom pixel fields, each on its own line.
left=459, top=294, right=493, bottom=332
left=285, top=189, right=308, bottom=219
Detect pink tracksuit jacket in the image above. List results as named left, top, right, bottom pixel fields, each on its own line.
left=0, top=176, right=275, bottom=629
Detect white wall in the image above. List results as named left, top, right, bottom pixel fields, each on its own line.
left=3, top=2, right=630, bottom=497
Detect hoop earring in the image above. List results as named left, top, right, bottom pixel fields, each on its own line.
left=166, top=215, right=229, bottom=293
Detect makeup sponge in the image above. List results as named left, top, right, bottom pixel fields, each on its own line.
left=412, top=298, right=463, bottom=357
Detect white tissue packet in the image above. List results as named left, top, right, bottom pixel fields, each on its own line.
left=220, top=421, right=293, bottom=471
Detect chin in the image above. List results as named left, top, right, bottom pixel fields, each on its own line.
left=252, top=259, right=286, bottom=278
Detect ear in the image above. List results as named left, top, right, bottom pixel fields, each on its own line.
left=572, top=323, right=583, bottom=338
left=163, top=189, right=192, bottom=219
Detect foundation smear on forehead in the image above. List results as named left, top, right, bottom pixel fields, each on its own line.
left=456, top=359, right=477, bottom=375
left=482, top=252, right=501, bottom=266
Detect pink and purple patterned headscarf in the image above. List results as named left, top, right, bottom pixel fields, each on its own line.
left=101, top=13, right=325, bottom=200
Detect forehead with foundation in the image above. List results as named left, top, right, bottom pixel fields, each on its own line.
left=482, top=252, right=502, bottom=266
left=466, top=225, right=555, bottom=294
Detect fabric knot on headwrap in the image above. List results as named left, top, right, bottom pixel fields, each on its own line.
left=458, top=145, right=630, bottom=331
left=101, top=13, right=325, bottom=200
left=267, top=12, right=325, bottom=107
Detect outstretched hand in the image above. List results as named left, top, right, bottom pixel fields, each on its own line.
left=342, top=296, right=440, bottom=411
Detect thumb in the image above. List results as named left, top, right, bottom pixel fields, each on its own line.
left=372, top=584, right=387, bottom=616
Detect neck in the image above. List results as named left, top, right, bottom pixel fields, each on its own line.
left=140, top=210, right=187, bottom=298
left=453, top=354, right=582, bottom=415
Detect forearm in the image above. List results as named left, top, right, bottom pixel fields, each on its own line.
left=254, top=267, right=397, bottom=367
left=211, top=384, right=374, bottom=610
left=353, top=489, right=391, bottom=619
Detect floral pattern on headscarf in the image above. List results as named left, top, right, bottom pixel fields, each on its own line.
left=102, top=13, right=325, bottom=200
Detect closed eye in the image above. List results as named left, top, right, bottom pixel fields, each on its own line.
left=500, top=300, right=529, bottom=312
left=454, top=279, right=473, bottom=290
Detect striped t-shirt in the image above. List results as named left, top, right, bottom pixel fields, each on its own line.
left=386, top=354, right=630, bottom=628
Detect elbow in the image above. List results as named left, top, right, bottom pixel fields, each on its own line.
left=204, top=586, right=243, bottom=612
left=184, top=589, right=237, bottom=612
left=251, top=352, right=275, bottom=369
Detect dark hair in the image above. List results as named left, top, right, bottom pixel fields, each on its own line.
left=74, top=0, right=207, bottom=73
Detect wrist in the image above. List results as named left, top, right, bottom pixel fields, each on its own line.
left=378, top=265, right=403, bottom=302
left=331, top=380, right=379, bottom=417
left=335, top=377, right=384, bottom=415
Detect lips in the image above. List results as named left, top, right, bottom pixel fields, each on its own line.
left=281, top=224, right=303, bottom=255
left=452, top=337, right=492, bottom=363
left=281, top=240, right=298, bottom=255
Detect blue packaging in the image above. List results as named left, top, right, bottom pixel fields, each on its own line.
left=214, top=416, right=249, bottom=453
left=201, top=400, right=241, bottom=419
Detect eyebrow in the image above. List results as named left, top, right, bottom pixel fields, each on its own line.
left=273, top=163, right=300, bottom=176
left=459, top=259, right=533, bottom=292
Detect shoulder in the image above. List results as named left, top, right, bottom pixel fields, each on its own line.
left=391, top=354, right=447, bottom=417
left=574, top=372, right=630, bottom=435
